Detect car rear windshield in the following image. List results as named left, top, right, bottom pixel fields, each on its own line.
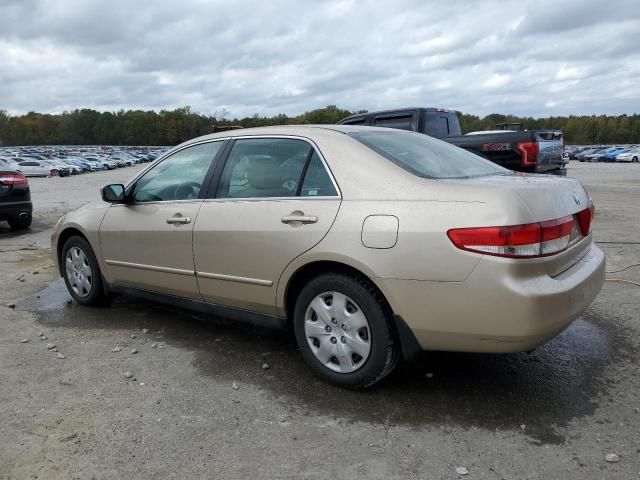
left=349, top=130, right=508, bottom=179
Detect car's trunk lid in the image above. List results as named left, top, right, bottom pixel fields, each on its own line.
left=447, top=173, right=593, bottom=275
left=460, top=173, right=589, bottom=221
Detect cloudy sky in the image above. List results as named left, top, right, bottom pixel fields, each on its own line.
left=1, top=0, right=639, bottom=118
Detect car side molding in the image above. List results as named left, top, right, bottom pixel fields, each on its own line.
left=110, top=284, right=287, bottom=330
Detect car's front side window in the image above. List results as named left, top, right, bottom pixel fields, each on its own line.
left=133, top=141, right=222, bottom=203
left=216, top=138, right=312, bottom=199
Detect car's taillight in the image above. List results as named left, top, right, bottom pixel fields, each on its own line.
left=447, top=215, right=574, bottom=258
left=576, top=203, right=595, bottom=236
left=515, top=141, right=539, bottom=166
left=0, top=172, right=28, bottom=185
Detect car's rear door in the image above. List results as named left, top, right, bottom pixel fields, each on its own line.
left=17, top=162, right=42, bottom=176
left=99, top=140, right=225, bottom=298
left=193, top=136, right=341, bottom=315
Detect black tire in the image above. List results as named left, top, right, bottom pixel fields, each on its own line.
left=8, top=211, right=32, bottom=230
left=633, top=156, right=639, bottom=163
left=293, top=273, right=399, bottom=389
left=61, top=235, right=107, bottom=306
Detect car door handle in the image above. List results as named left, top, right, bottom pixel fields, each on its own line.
left=166, top=215, right=191, bottom=225
left=281, top=215, right=318, bottom=225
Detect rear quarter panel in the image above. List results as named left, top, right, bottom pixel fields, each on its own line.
left=276, top=187, right=537, bottom=314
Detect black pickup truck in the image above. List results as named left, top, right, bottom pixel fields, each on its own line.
left=338, top=108, right=566, bottom=175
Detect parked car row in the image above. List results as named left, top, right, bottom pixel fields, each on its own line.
left=0, top=146, right=169, bottom=178
left=564, top=145, right=640, bottom=163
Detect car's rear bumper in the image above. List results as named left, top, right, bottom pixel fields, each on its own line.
left=0, top=201, right=33, bottom=220
left=376, top=243, right=605, bottom=353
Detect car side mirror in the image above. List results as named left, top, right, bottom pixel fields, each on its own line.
left=101, top=184, right=126, bottom=203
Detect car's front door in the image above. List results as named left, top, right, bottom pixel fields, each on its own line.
left=99, top=140, right=225, bottom=298
left=193, top=137, right=341, bottom=315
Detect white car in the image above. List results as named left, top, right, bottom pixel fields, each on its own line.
left=40, top=160, right=73, bottom=176
left=82, top=155, right=114, bottom=170
left=615, top=149, right=640, bottom=163
left=15, top=160, right=51, bottom=177
left=0, top=158, right=21, bottom=171
left=111, top=152, right=138, bottom=166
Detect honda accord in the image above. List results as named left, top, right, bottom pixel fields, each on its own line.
left=51, top=126, right=605, bottom=388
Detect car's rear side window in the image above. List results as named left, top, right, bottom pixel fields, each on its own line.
left=341, top=118, right=367, bottom=125
left=374, top=115, right=413, bottom=131
left=216, top=139, right=310, bottom=199
left=300, top=151, right=337, bottom=197
left=215, top=138, right=339, bottom=199
left=349, top=130, right=507, bottom=179
left=423, top=113, right=462, bottom=137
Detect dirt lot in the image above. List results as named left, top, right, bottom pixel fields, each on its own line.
left=1, top=163, right=639, bottom=479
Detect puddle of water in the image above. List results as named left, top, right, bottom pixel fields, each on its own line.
left=18, top=279, right=634, bottom=445
left=18, top=278, right=71, bottom=311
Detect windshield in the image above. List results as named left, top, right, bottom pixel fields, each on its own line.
left=349, top=130, right=508, bottom=179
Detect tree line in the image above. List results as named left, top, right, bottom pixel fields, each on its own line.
left=1, top=105, right=639, bottom=146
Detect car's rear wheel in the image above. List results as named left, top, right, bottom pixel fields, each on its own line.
left=633, top=156, right=639, bottom=163
left=8, top=211, right=32, bottom=230
left=61, top=236, right=106, bottom=305
left=293, top=273, right=398, bottom=389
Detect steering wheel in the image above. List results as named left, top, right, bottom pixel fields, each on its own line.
left=173, top=181, right=201, bottom=200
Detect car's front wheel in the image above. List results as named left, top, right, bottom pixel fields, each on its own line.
left=61, top=236, right=107, bottom=305
left=293, top=273, right=399, bottom=389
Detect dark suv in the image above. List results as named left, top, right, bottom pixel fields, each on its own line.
left=0, top=167, right=33, bottom=230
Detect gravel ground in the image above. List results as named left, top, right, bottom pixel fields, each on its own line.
left=1, top=162, right=639, bottom=479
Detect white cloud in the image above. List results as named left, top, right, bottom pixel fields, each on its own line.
left=0, top=0, right=638, bottom=118
left=556, top=66, right=586, bottom=81
left=482, top=73, right=511, bottom=89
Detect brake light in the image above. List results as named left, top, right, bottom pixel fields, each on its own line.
left=447, top=215, right=574, bottom=258
left=0, top=172, right=28, bottom=185
left=576, top=204, right=594, bottom=236
left=516, top=141, right=539, bottom=166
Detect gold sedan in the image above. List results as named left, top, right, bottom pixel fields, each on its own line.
left=51, top=126, right=605, bottom=388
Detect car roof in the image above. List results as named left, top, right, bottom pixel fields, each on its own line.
left=180, top=124, right=391, bottom=146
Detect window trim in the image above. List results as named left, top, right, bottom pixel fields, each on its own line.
left=204, top=135, right=341, bottom=201
left=124, top=138, right=230, bottom=205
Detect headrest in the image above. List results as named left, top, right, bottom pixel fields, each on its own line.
left=246, top=157, right=283, bottom=190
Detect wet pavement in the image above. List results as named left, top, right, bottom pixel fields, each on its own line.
left=2, top=162, right=639, bottom=479
left=18, top=278, right=636, bottom=446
